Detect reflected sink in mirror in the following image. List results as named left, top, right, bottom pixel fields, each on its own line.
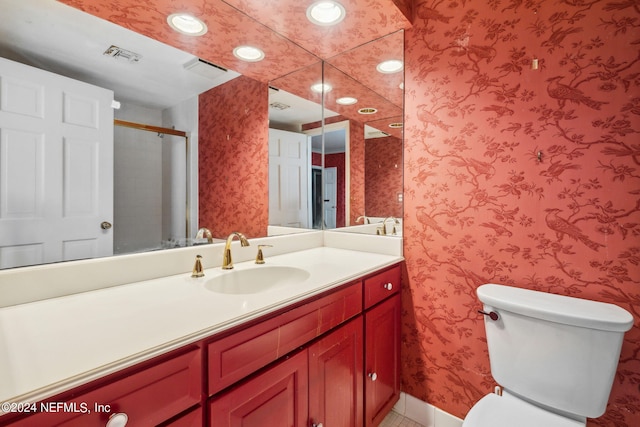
left=204, top=266, right=310, bottom=295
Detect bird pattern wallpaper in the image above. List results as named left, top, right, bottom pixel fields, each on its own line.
left=403, top=1, right=639, bottom=425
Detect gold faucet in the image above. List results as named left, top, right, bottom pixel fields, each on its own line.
left=255, top=245, right=273, bottom=264
left=196, top=227, right=213, bottom=243
left=191, top=255, right=204, bottom=278
left=380, top=217, right=400, bottom=235
left=356, top=215, right=370, bottom=224
left=222, top=232, right=250, bottom=269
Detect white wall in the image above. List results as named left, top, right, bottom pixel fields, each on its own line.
left=114, top=104, right=164, bottom=254
left=162, top=96, right=198, bottom=243
left=112, top=99, right=197, bottom=254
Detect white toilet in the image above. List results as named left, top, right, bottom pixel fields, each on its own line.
left=463, top=284, right=634, bottom=427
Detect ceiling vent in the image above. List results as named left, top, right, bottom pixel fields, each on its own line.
left=184, top=57, right=228, bottom=80
left=269, top=101, right=291, bottom=110
left=103, top=45, right=142, bottom=63
left=367, top=130, right=390, bottom=138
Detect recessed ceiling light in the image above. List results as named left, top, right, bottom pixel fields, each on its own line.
left=167, top=13, right=207, bottom=36
left=310, top=82, right=333, bottom=93
left=233, top=46, right=265, bottom=62
left=377, top=59, right=403, bottom=74
left=358, top=107, right=377, bottom=115
left=336, top=97, right=357, bottom=105
left=306, top=1, right=346, bottom=26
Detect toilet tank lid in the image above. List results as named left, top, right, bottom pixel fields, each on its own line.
left=477, top=284, right=633, bottom=332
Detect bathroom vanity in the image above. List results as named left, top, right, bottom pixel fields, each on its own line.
left=0, top=243, right=402, bottom=427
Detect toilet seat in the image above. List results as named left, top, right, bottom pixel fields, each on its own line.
left=462, top=392, right=585, bottom=427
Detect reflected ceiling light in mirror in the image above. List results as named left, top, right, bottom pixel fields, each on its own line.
left=336, top=97, right=357, bottom=105
left=358, top=107, right=377, bottom=114
left=376, top=59, right=403, bottom=74
left=306, top=1, right=346, bottom=26
left=167, top=13, right=208, bottom=36
left=311, top=82, right=333, bottom=93
left=233, top=46, right=265, bottom=62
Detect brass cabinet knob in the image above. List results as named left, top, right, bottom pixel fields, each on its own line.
left=101, top=221, right=113, bottom=230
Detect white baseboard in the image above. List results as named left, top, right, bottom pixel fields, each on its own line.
left=392, top=392, right=464, bottom=427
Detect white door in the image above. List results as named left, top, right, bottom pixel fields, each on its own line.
left=323, top=167, right=337, bottom=229
left=268, top=128, right=310, bottom=228
left=0, top=57, right=114, bottom=268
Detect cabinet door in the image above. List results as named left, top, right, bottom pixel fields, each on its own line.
left=364, top=294, right=401, bottom=426
left=309, top=316, right=363, bottom=427
left=4, top=347, right=201, bottom=427
left=209, top=350, right=308, bottom=427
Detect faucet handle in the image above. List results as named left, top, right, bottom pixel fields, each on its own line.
left=191, top=255, right=204, bottom=278
left=255, top=245, right=273, bottom=264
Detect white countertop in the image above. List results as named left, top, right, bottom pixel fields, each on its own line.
left=0, top=247, right=402, bottom=405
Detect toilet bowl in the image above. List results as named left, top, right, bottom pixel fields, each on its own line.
left=463, top=391, right=584, bottom=427
left=463, top=284, right=633, bottom=426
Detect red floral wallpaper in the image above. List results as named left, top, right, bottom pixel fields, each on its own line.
left=326, top=30, right=405, bottom=108
left=366, top=136, right=403, bottom=218
left=403, top=1, right=640, bottom=425
left=199, top=75, right=269, bottom=238
left=349, top=119, right=366, bottom=225
left=222, top=0, right=411, bottom=59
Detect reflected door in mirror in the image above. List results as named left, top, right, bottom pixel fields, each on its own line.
left=324, top=167, right=338, bottom=229
left=0, top=57, right=114, bottom=269
left=268, top=129, right=311, bottom=229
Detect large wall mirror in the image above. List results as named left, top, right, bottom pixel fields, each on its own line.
left=0, top=0, right=406, bottom=270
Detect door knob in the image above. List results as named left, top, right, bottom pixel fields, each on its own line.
left=101, top=221, right=113, bottom=230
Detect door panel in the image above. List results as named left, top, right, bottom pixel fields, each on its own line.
left=0, top=57, right=113, bottom=268
left=365, top=294, right=401, bottom=426
left=309, top=316, right=364, bottom=427
left=268, top=128, right=310, bottom=228
left=323, top=167, right=337, bottom=228
left=209, top=350, right=308, bottom=427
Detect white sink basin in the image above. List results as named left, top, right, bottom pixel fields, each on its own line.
left=204, top=266, right=310, bottom=295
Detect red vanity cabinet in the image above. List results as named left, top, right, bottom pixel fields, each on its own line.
left=206, top=281, right=362, bottom=396
left=1, top=262, right=403, bottom=427
left=364, top=265, right=401, bottom=427
left=2, top=346, right=202, bottom=427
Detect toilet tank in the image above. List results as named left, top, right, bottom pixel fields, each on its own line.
left=477, top=284, right=634, bottom=419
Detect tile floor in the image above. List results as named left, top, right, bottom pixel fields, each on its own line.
left=380, top=410, right=426, bottom=427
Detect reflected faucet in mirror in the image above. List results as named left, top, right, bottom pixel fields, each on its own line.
left=356, top=216, right=370, bottom=224
left=222, top=232, right=250, bottom=270
left=378, top=217, right=400, bottom=236
left=196, top=228, right=213, bottom=244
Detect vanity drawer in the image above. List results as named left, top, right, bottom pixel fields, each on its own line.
left=5, top=347, right=202, bottom=427
left=207, top=281, right=362, bottom=396
left=364, top=265, right=401, bottom=309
